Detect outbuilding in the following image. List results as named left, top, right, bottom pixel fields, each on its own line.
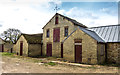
left=0, top=38, right=5, bottom=52
left=14, top=33, right=43, bottom=57
left=62, top=27, right=105, bottom=64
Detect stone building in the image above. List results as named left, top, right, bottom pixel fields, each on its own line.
left=62, top=27, right=105, bottom=64
left=42, top=13, right=87, bottom=58
left=4, top=41, right=14, bottom=53
left=89, top=25, right=120, bottom=64
left=14, top=33, right=43, bottom=57
left=42, top=13, right=120, bottom=64
left=0, top=38, right=5, bottom=52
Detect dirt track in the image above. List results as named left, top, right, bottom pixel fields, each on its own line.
left=1, top=56, right=118, bottom=73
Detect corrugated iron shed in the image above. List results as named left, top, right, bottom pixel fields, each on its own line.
left=88, top=25, right=120, bottom=42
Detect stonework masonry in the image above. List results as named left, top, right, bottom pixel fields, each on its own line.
left=107, top=43, right=120, bottom=64
left=42, top=14, right=78, bottom=57
left=63, top=29, right=101, bottom=64
left=28, top=44, right=41, bottom=57
left=14, top=35, right=28, bottom=56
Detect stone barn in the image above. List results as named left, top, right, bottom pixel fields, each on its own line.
left=42, top=13, right=87, bottom=58
left=42, top=13, right=120, bottom=64
left=89, top=25, right=120, bottom=64
left=62, top=27, right=105, bottom=64
left=14, top=33, right=43, bottom=57
left=0, top=38, right=5, bottom=52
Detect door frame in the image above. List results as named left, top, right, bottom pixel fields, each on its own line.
left=46, top=42, right=52, bottom=56
left=74, top=39, right=82, bottom=63
left=20, top=41, right=23, bottom=56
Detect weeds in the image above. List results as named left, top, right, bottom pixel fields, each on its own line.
left=2, top=52, right=14, bottom=56
left=45, top=62, right=56, bottom=66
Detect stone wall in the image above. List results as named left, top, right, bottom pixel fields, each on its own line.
left=14, top=35, right=28, bottom=56
left=42, top=14, right=77, bottom=57
left=63, top=28, right=98, bottom=64
left=97, top=43, right=105, bottom=64
left=107, top=43, right=120, bottom=64
left=4, top=43, right=14, bottom=53
left=28, top=44, right=41, bottom=57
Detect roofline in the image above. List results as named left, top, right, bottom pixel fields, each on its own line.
left=21, top=33, right=43, bottom=35
left=42, top=13, right=57, bottom=29
left=88, top=24, right=120, bottom=29
left=42, top=13, right=87, bottom=29
left=97, top=42, right=106, bottom=44
left=97, top=41, right=120, bottom=43
left=62, top=27, right=105, bottom=43
left=0, top=38, right=5, bottom=42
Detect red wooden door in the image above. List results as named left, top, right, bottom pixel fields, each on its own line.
left=75, top=40, right=82, bottom=63
left=20, top=42, right=23, bottom=56
left=47, top=43, right=52, bottom=56
left=53, top=28, right=60, bottom=42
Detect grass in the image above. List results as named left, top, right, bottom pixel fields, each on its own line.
left=32, top=59, right=43, bottom=63
left=45, top=62, right=56, bottom=66
left=2, top=52, right=14, bottom=56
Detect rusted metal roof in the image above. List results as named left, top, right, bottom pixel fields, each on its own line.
left=88, top=25, right=120, bottom=42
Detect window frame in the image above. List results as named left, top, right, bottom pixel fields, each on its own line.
left=46, top=29, right=50, bottom=38
left=55, top=16, right=58, bottom=25
left=64, top=27, right=68, bottom=37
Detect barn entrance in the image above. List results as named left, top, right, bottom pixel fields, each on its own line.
left=20, top=41, right=23, bottom=56
left=47, top=43, right=52, bottom=56
left=75, top=39, right=82, bottom=63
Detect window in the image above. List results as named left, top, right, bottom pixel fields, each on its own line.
left=46, top=29, right=49, bottom=38
left=55, top=16, right=58, bottom=24
left=64, top=27, right=68, bottom=37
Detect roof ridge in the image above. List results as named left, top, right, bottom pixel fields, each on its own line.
left=57, top=13, right=87, bottom=28
left=88, top=25, right=120, bottom=29
left=22, top=33, right=43, bottom=36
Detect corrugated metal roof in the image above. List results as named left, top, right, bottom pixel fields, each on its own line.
left=79, top=27, right=105, bottom=43
left=62, top=27, right=105, bottom=43
left=88, top=25, right=120, bottom=42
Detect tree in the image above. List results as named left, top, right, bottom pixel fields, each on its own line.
left=0, top=28, right=21, bottom=43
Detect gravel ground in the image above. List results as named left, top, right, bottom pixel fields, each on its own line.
left=1, top=56, right=118, bottom=73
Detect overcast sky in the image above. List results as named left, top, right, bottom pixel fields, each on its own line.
left=0, top=0, right=119, bottom=34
